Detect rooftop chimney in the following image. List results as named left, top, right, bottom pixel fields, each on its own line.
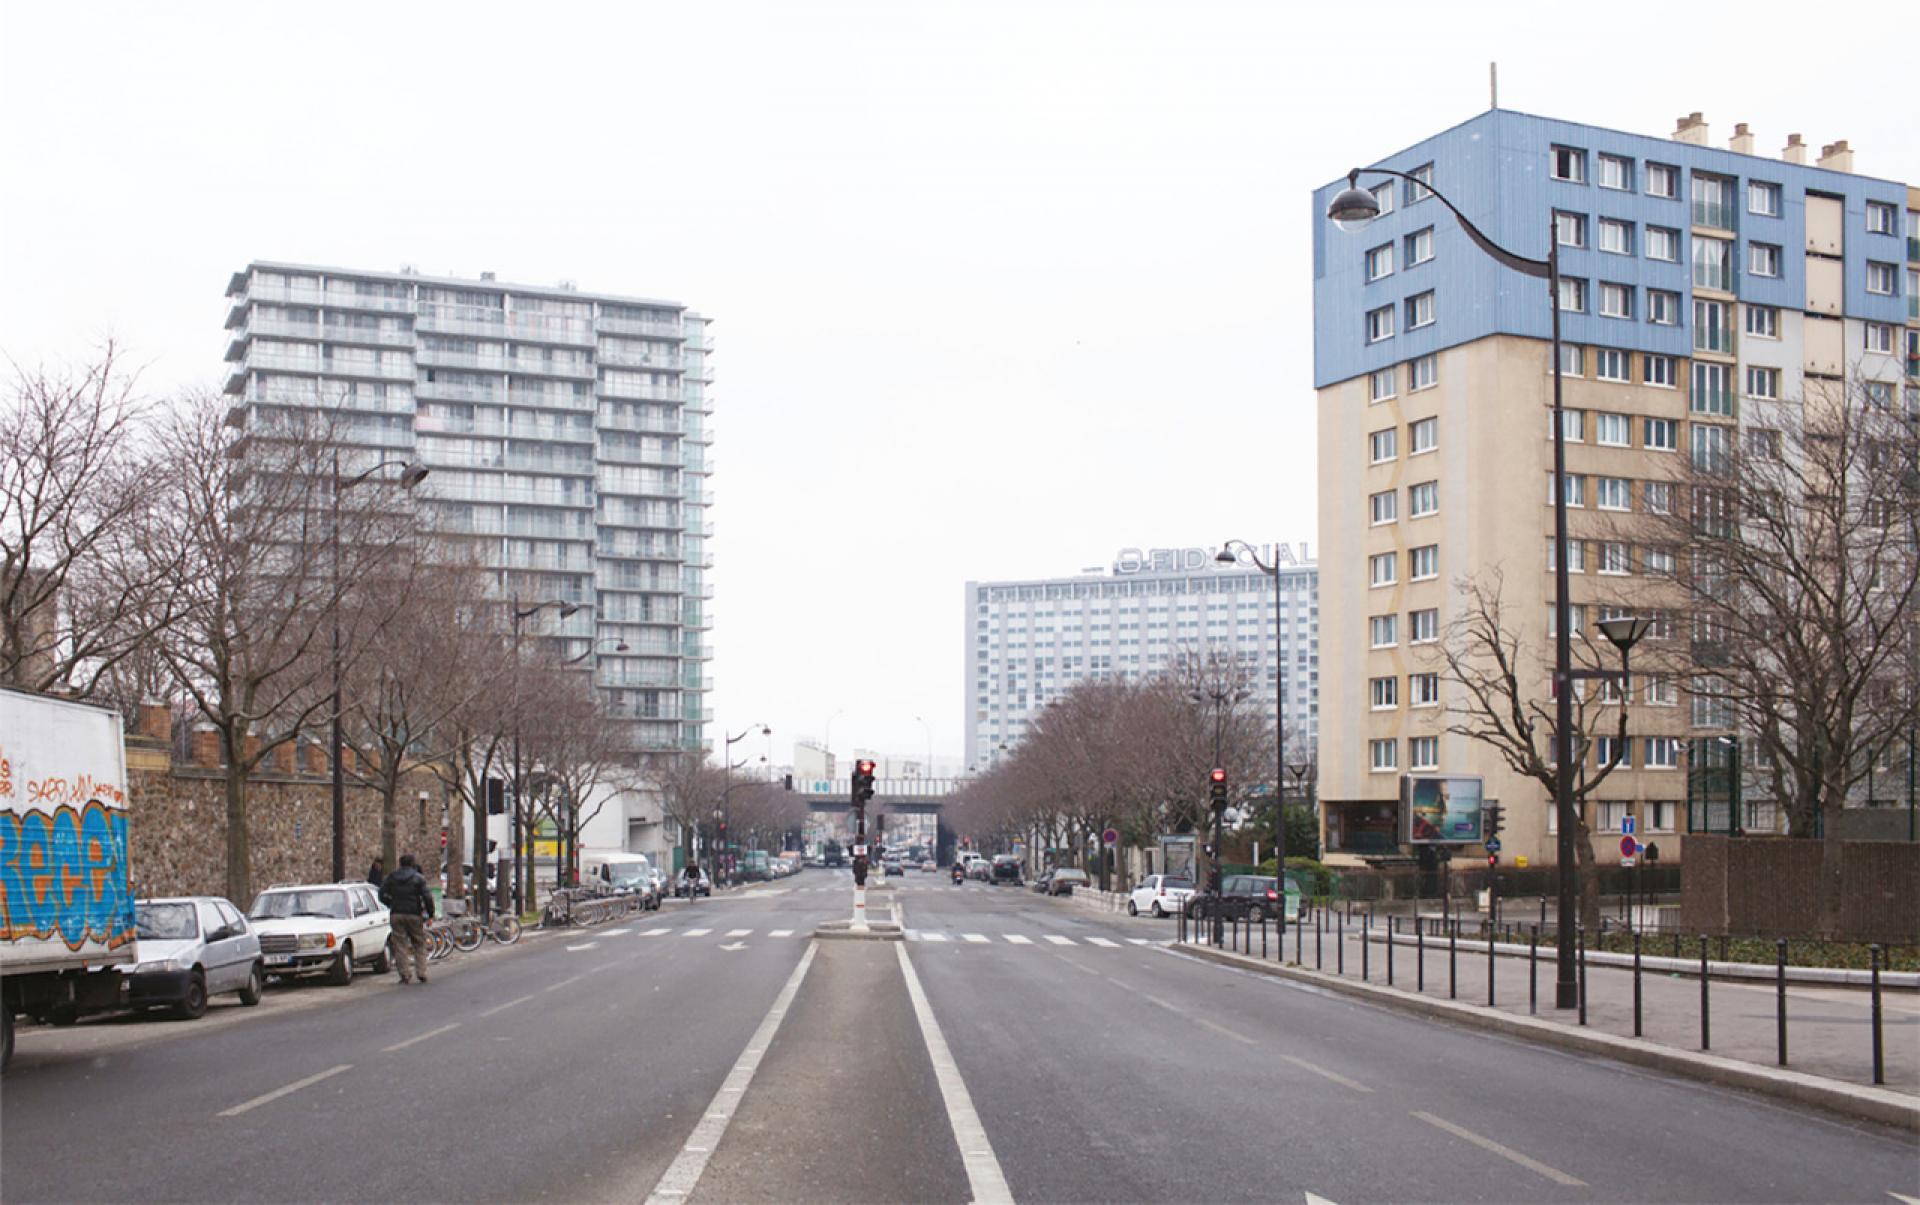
left=1782, top=133, right=1807, bottom=165
left=1817, top=140, right=1854, bottom=174
left=1673, top=112, right=1709, bottom=145
left=1728, top=122, right=1754, bottom=155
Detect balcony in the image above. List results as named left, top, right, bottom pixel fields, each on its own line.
left=1693, top=326, right=1734, bottom=356
left=322, top=324, right=415, bottom=348
left=415, top=379, right=502, bottom=405
left=598, top=350, right=683, bottom=371
left=502, top=551, right=594, bottom=572
left=595, top=408, right=682, bottom=435
left=242, top=282, right=327, bottom=307
left=597, top=316, right=683, bottom=339
left=508, top=357, right=594, bottom=380
left=1691, top=199, right=1735, bottom=232
left=323, top=290, right=414, bottom=314
left=320, top=356, right=414, bottom=382
left=506, top=314, right=594, bottom=346
left=597, top=377, right=683, bottom=403
left=597, top=444, right=680, bottom=467
left=505, top=452, right=593, bottom=475
left=596, top=669, right=682, bottom=689
left=417, top=348, right=507, bottom=372
left=507, top=390, right=595, bottom=413
left=416, top=310, right=508, bottom=338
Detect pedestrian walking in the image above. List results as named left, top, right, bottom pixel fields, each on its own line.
left=366, top=857, right=385, bottom=889
left=379, top=853, right=436, bottom=984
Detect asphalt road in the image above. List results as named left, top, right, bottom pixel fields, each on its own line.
left=3, top=868, right=1915, bottom=1204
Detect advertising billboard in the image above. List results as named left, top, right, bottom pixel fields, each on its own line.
left=1400, top=775, right=1485, bottom=845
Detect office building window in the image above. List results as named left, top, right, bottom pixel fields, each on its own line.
left=1409, top=354, right=1438, bottom=390
left=1370, top=676, right=1398, bottom=709
left=1409, top=544, right=1438, bottom=580
left=1598, top=154, right=1631, bottom=191
left=1366, top=305, right=1395, bottom=343
left=1547, top=538, right=1585, bottom=573
left=1370, top=489, right=1398, bottom=525
left=1645, top=737, right=1679, bottom=768
left=1410, top=672, right=1440, bottom=706
left=1369, top=739, right=1398, bottom=772
left=1552, top=408, right=1585, bottom=442
left=1405, top=164, right=1433, bottom=204
left=1409, top=736, right=1439, bottom=771
left=1370, top=427, right=1398, bottom=463
left=1866, top=262, right=1896, bottom=295
left=1865, top=201, right=1896, bottom=234
left=1648, top=290, right=1680, bottom=326
left=1747, top=180, right=1781, bottom=217
left=1557, top=343, right=1585, bottom=376
left=1746, top=366, right=1779, bottom=399
left=1744, top=427, right=1781, bottom=460
left=1369, top=180, right=1395, bottom=215
left=1556, top=211, right=1588, bottom=247
left=1644, top=417, right=1677, bottom=450
left=1745, top=305, right=1779, bottom=339
left=1595, top=349, right=1630, bottom=382
left=1551, top=145, right=1586, bottom=183
left=1644, top=354, right=1677, bottom=387
left=1646, top=678, right=1678, bottom=707
left=1748, top=243, right=1781, bottom=277
left=1865, top=323, right=1894, bottom=353
left=1646, top=163, right=1677, bottom=198
left=1409, top=416, right=1437, bottom=454
left=1366, top=243, right=1395, bottom=281
left=1408, top=480, right=1438, bottom=518
left=1549, top=472, right=1586, bottom=507
left=1600, top=283, right=1633, bottom=319
left=1692, top=362, right=1734, bottom=416
left=1643, top=482, right=1673, bottom=516
left=1369, top=367, right=1397, bottom=402
left=1599, top=218, right=1632, bottom=254
left=1646, top=226, right=1679, bottom=261
left=1369, top=552, right=1397, bottom=587
left=1595, top=476, right=1631, bottom=510
left=1598, top=540, right=1631, bottom=574
left=1406, top=290, right=1435, bottom=329
left=1408, top=608, right=1439, bottom=643
left=1405, top=227, right=1434, bottom=266
left=1643, top=544, right=1676, bottom=576
left=1370, top=614, right=1398, bottom=648
left=1558, top=277, right=1587, bottom=313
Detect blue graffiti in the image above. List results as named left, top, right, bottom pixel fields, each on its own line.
left=0, top=801, right=135, bottom=951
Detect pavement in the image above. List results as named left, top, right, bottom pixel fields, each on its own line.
left=3, top=868, right=1916, bottom=1204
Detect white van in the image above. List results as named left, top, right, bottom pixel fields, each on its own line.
left=581, top=850, right=662, bottom=910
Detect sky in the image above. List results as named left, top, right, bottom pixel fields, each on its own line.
left=3, top=0, right=1912, bottom=770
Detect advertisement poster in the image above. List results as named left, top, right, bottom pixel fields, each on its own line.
left=1160, top=834, right=1198, bottom=882
left=1401, top=775, right=1485, bottom=844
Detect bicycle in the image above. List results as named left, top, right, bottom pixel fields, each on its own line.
left=486, top=912, right=523, bottom=944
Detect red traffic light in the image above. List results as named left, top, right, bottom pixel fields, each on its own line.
left=1209, top=768, right=1227, bottom=784
left=855, top=759, right=877, bottom=776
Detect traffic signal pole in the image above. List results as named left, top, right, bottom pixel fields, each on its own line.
left=850, top=760, right=876, bottom=932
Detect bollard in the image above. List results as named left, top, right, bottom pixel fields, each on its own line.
left=1418, top=921, right=1427, bottom=992
left=1539, top=896, right=1547, bottom=929
left=1362, top=911, right=1371, bottom=981
left=1337, top=910, right=1345, bottom=974
left=1776, top=938, right=1788, bottom=1066
left=1262, top=918, right=1268, bottom=960
left=1700, top=935, right=1712, bottom=1051
left=1632, top=928, right=1643, bottom=1037
left=1316, top=907, right=1324, bottom=970
left=1295, top=907, right=1303, bottom=964
left=1870, top=945, right=1885, bottom=1085
left=1577, top=924, right=1588, bottom=1026
left=1448, top=919, right=1458, bottom=1000
left=1488, top=914, right=1496, bottom=1007
left=1387, top=915, right=1395, bottom=986
left=1529, top=924, right=1538, bottom=1015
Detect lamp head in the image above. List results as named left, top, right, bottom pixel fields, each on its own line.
left=557, top=602, right=580, bottom=619
left=1327, top=172, right=1382, bottom=232
left=1214, top=546, right=1238, bottom=564
left=1596, top=615, right=1654, bottom=654
left=614, top=640, right=631, bottom=652
left=398, top=463, right=430, bottom=490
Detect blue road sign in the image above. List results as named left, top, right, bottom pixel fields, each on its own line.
left=1484, top=836, right=1502, bottom=853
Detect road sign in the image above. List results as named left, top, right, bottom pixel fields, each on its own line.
left=1619, top=835, right=1637, bottom=857
left=1102, top=827, right=1119, bottom=846
left=1484, top=837, right=1502, bottom=854
left=853, top=844, right=868, bottom=856
left=1621, top=815, right=1637, bottom=837
left=1621, top=856, right=1636, bottom=869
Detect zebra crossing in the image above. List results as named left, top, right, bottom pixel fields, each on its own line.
left=559, top=925, right=1161, bottom=951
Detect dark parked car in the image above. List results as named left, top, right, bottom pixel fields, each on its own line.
left=990, top=856, right=1024, bottom=885
left=1185, top=874, right=1299, bottom=923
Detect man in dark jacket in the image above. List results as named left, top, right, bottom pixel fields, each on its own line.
left=378, top=853, right=436, bottom=984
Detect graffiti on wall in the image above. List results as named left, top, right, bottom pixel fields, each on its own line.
left=0, top=797, right=136, bottom=952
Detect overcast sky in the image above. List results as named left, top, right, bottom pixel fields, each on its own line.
left=4, top=0, right=1911, bottom=769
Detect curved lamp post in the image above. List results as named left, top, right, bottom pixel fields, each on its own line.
left=1218, top=539, right=1292, bottom=943
left=722, top=723, right=770, bottom=883
left=1327, top=166, right=1582, bottom=1009
left=508, top=597, right=578, bottom=915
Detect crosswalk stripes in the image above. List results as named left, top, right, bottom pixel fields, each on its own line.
left=555, top=925, right=1166, bottom=951
left=642, top=927, right=671, bottom=936
left=770, top=929, right=794, bottom=937
left=602, top=928, right=633, bottom=937
left=920, top=932, right=949, bottom=942
left=1042, top=935, right=1074, bottom=946
left=1086, top=937, right=1119, bottom=948
left=963, top=934, right=990, bottom=943
left=726, top=929, right=752, bottom=937
left=682, top=929, right=712, bottom=937
left=1004, top=935, right=1034, bottom=945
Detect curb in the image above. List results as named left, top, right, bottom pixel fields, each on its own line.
left=1173, top=942, right=1919, bottom=1134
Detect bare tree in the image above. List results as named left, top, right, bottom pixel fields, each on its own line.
left=647, top=751, right=726, bottom=874
left=519, top=667, right=624, bottom=888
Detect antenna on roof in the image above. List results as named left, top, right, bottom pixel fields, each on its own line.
left=1489, top=62, right=1498, bottom=110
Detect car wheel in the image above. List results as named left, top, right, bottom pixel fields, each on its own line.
left=327, top=943, right=354, bottom=986
left=372, top=944, right=393, bottom=975
left=1247, top=906, right=1265, bottom=924
left=173, top=971, right=208, bottom=1021
left=1151, top=902, right=1165, bottom=918
left=238, top=962, right=264, bottom=1006
left=1127, top=901, right=1139, bottom=916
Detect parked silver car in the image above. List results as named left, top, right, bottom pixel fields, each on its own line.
left=122, top=897, right=265, bottom=1019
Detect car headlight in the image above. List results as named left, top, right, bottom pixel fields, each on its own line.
left=298, top=933, right=335, bottom=950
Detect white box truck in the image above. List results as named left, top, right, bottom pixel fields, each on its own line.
left=1, top=687, right=136, bottom=1071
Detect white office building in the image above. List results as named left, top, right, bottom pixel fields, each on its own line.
left=222, top=261, right=714, bottom=756
left=964, top=544, right=1320, bottom=768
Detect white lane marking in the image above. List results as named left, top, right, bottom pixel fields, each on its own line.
left=726, top=928, right=753, bottom=937
left=218, top=1064, right=352, bottom=1117
left=1137, top=990, right=1256, bottom=1045
left=642, top=927, right=671, bottom=936
left=1004, top=934, right=1033, bottom=945
left=543, top=974, right=585, bottom=994
left=1281, top=1055, right=1372, bottom=1093
left=1305, top=1194, right=1340, bottom=1205
left=382, top=1023, right=460, bottom=1053
left=920, top=932, right=950, bottom=942
left=480, top=993, right=537, bottom=1018
left=566, top=943, right=598, bottom=952
left=770, top=929, right=794, bottom=938
left=1086, top=937, right=1120, bottom=948
left=642, top=943, right=818, bottom=1204
left=682, top=929, right=712, bottom=937
left=1127, top=938, right=1151, bottom=945
left=896, top=944, right=1014, bottom=1205
left=1043, top=935, right=1075, bottom=946
left=963, top=934, right=989, bottom=943
left=603, top=928, right=633, bottom=937
left=719, top=942, right=748, bottom=951
left=1411, top=1111, right=1586, bottom=1186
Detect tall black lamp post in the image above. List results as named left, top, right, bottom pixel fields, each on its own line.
left=1328, top=168, right=1579, bottom=1007
left=1218, top=539, right=1290, bottom=943
left=329, top=454, right=428, bottom=882
left=510, top=596, right=578, bottom=914
left=722, top=723, right=769, bottom=885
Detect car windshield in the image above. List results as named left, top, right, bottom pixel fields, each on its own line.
left=135, top=902, right=198, bottom=940
left=1165, top=878, right=1194, bottom=890
left=249, top=890, right=349, bottom=920
left=610, top=872, right=648, bottom=887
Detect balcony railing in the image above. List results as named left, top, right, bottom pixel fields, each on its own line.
left=324, top=290, right=414, bottom=314
left=415, top=311, right=507, bottom=338
left=1691, top=198, right=1735, bottom=231
left=597, top=317, right=682, bottom=339
left=1693, top=326, right=1733, bottom=355
left=509, top=358, right=594, bottom=380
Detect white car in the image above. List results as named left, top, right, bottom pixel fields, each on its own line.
left=248, top=883, right=392, bottom=985
left=1127, top=874, right=1195, bottom=918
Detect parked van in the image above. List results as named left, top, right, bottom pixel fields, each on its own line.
left=581, top=850, right=662, bottom=910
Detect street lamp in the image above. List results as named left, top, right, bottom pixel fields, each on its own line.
left=329, top=454, right=428, bottom=882
left=722, top=722, right=770, bottom=884
left=509, top=596, right=579, bottom=916
left=1328, top=165, right=1581, bottom=1009
left=1219, top=539, right=1290, bottom=944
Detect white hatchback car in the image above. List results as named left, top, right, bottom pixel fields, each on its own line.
left=1127, top=874, right=1195, bottom=918
left=248, top=883, right=392, bottom=985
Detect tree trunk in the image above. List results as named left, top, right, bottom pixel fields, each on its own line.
left=1572, top=816, right=1601, bottom=932
left=380, top=776, right=399, bottom=871
left=223, top=734, right=251, bottom=905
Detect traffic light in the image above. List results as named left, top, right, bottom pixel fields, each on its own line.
left=852, top=759, right=877, bottom=806
left=1208, top=767, right=1228, bottom=809
left=1484, top=803, right=1505, bottom=840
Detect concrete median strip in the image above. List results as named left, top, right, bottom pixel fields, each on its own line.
left=1175, top=943, right=1920, bottom=1133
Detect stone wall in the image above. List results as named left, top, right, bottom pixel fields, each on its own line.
left=1680, top=835, right=1920, bottom=941
left=123, top=727, right=450, bottom=903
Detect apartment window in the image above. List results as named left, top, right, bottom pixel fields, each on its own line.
left=1693, top=174, right=1734, bottom=229
left=1369, top=367, right=1397, bottom=402
left=1744, top=427, right=1781, bottom=460
left=1644, top=544, right=1676, bottom=575
left=1408, top=354, right=1438, bottom=390
left=1745, top=366, right=1779, bottom=400
left=1592, top=412, right=1629, bottom=446
left=1646, top=163, right=1677, bottom=198
left=1366, top=243, right=1395, bottom=281
left=1408, top=608, right=1439, bottom=643
left=1600, top=283, right=1632, bottom=319
left=1595, top=349, right=1630, bottom=382
left=1692, top=237, right=1733, bottom=291
left=1748, top=242, right=1781, bottom=277
left=1694, top=299, right=1732, bottom=354
left=1406, top=290, right=1435, bottom=329
left=1598, top=737, right=1632, bottom=770
left=1369, top=614, right=1398, bottom=648
left=1595, top=477, right=1631, bottom=510
left=1547, top=538, right=1586, bottom=573
left=1409, top=544, right=1438, bottom=580
left=1645, top=737, right=1679, bottom=768
left=1549, top=472, right=1586, bottom=507
left=1649, top=291, right=1680, bottom=326
left=1692, top=362, right=1734, bottom=416
left=1643, top=482, right=1673, bottom=516
left=1370, top=676, right=1399, bottom=709
left=1691, top=424, right=1730, bottom=472
left=1551, top=145, right=1586, bottom=183
left=1558, top=277, right=1587, bottom=313
left=1598, top=540, right=1631, bottom=575
left=1555, top=211, right=1588, bottom=248
left=1408, top=416, right=1437, bottom=454
left=1644, top=354, right=1677, bottom=387
left=1409, top=736, right=1439, bottom=771
left=1368, top=180, right=1395, bottom=216
left=1598, top=154, right=1631, bottom=191
left=1405, top=227, right=1434, bottom=266
left=1646, top=678, right=1679, bottom=707
left=1366, top=305, right=1395, bottom=343
left=1644, top=417, right=1677, bottom=450
left=1369, top=428, right=1398, bottom=463
left=1865, top=323, right=1894, bottom=354
left=1598, top=218, right=1632, bottom=254
left=1408, top=480, right=1438, bottom=518
left=1747, top=180, right=1781, bottom=217
left=1557, top=343, right=1585, bottom=376
left=1745, top=305, right=1779, bottom=338
left=1646, top=226, right=1679, bottom=261
left=1410, top=672, right=1440, bottom=706
left=1405, top=164, right=1433, bottom=205
left=1593, top=800, right=1630, bottom=832
left=1864, top=381, right=1894, bottom=410
left=1865, top=201, right=1896, bottom=234
left=1369, top=552, right=1397, bottom=587
left=1369, top=739, right=1398, bottom=772
left=1866, top=262, right=1896, bottom=295
left=1370, top=489, right=1398, bottom=525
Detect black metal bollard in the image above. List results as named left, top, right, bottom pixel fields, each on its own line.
left=1488, top=914, right=1496, bottom=1007
left=1448, top=920, right=1458, bottom=999
left=1700, top=935, right=1712, bottom=1051
left=1870, top=945, right=1885, bottom=1085
left=1316, top=907, right=1324, bottom=970
left=1539, top=896, right=1547, bottom=930
left=1632, top=928, right=1643, bottom=1037
left=1387, top=915, right=1395, bottom=986
left=1418, top=921, right=1426, bottom=992
left=1577, top=924, right=1588, bottom=1026
left=1295, top=907, right=1303, bottom=964
left=1262, top=918, right=1268, bottom=960
left=1362, top=910, right=1371, bottom=981
left=1529, top=924, right=1538, bottom=1015
left=1337, top=909, right=1345, bottom=974
left=1776, top=938, right=1788, bottom=1066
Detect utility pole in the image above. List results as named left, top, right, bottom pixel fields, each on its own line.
left=851, top=758, right=876, bottom=931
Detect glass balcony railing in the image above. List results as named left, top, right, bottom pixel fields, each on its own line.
left=1693, top=326, right=1733, bottom=355
left=1692, top=198, right=1735, bottom=231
